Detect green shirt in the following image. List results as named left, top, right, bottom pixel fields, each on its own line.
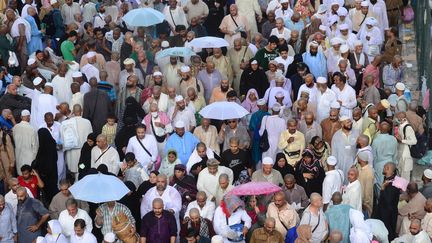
left=254, top=47, right=278, bottom=71
left=60, top=40, right=75, bottom=61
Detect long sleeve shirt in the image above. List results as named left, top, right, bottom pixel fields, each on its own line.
left=126, top=135, right=159, bottom=170
left=278, top=130, right=305, bottom=166
left=331, top=84, right=357, bottom=118
left=213, top=207, right=252, bottom=242
left=0, top=203, right=17, bottom=242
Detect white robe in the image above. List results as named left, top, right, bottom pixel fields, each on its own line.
left=331, top=129, right=359, bottom=184
left=81, top=63, right=100, bottom=82
left=62, top=117, right=93, bottom=173
left=297, top=84, right=319, bottom=105
left=236, top=0, right=261, bottom=34
left=52, top=75, right=73, bottom=104
left=197, top=167, right=234, bottom=198
left=70, top=232, right=97, bottom=243
left=90, top=146, right=120, bottom=175
left=163, top=6, right=189, bottom=33
left=316, top=88, right=337, bottom=123
left=31, top=93, right=59, bottom=130
left=368, top=0, right=388, bottom=36
left=12, top=121, right=38, bottom=175
left=331, top=84, right=357, bottom=118
left=263, top=87, right=292, bottom=109
left=259, top=115, right=286, bottom=161
left=343, top=180, right=362, bottom=211
left=213, top=206, right=252, bottom=243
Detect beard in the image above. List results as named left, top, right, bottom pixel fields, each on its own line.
left=126, top=83, right=134, bottom=88
left=221, top=85, right=229, bottom=92
left=310, top=51, right=317, bottom=56
left=181, top=75, right=190, bottom=81
left=344, top=125, right=352, bottom=131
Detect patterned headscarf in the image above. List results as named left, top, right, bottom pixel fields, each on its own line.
left=220, top=194, right=245, bottom=217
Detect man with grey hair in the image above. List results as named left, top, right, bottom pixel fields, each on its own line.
left=406, top=101, right=425, bottom=135
left=184, top=191, right=215, bottom=221
left=383, top=55, right=404, bottom=92
left=214, top=173, right=234, bottom=206
left=58, top=198, right=93, bottom=239
left=227, top=38, right=254, bottom=94
left=300, top=193, right=328, bottom=242
left=5, top=178, right=33, bottom=215
left=197, top=159, right=233, bottom=201
left=90, top=134, right=120, bottom=174
left=392, top=219, right=431, bottom=243
left=196, top=60, right=224, bottom=103
left=0, top=194, right=16, bottom=242
left=12, top=110, right=38, bottom=175
left=250, top=216, right=285, bottom=242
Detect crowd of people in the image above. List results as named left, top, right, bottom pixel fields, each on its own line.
left=0, top=0, right=429, bottom=242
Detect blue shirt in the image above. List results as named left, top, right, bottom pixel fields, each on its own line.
left=165, top=132, right=199, bottom=165
left=325, top=204, right=352, bottom=243
left=284, top=19, right=305, bottom=33
left=0, top=116, right=13, bottom=130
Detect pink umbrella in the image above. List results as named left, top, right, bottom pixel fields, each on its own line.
left=228, top=181, right=282, bottom=196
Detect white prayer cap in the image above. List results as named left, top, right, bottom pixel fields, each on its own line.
left=123, top=58, right=135, bottom=65
left=339, top=23, right=349, bottom=30
left=257, top=98, right=266, bottom=106
left=35, top=236, right=45, bottom=243
left=337, top=7, right=348, bottom=16
left=72, top=71, right=83, bottom=78
left=328, top=15, right=338, bottom=25
left=327, top=156, right=337, bottom=166
left=310, top=41, right=319, bottom=47
left=175, top=120, right=185, bottom=128
left=175, top=95, right=184, bottom=102
left=180, top=65, right=191, bottom=73
left=319, top=25, right=327, bottom=31
left=153, top=71, right=163, bottom=76
left=251, top=60, right=258, bottom=65
left=45, top=82, right=53, bottom=88
left=424, top=169, right=432, bottom=180
left=33, top=77, right=43, bottom=86
left=21, top=109, right=30, bottom=117
left=275, top=91, right=284, bottom=98
left=360, top=1, right=369, bottom=7
left=330, top=37, right=343, bottom=46
left=69, top=61, right=80, bottom=71
left=262, top=157, right=274, bottom=165
left=358, top=151, right=369, bottom=161
left=103, top=232, right=116, bottom=243
left=340, top=44, right=349, bottom=53
left=27, top=58, right=36, bottom=66
left=355, top=0, right=362, bottom=2
left=280, top=0, right=289, bottom=3
left=50, top=0, right=57, bottom=4
left=339, top=115, right=351, bottom=121
left=331, top=0, right=340, bottom=5
left=86, top=51, right=96, bottom=59
left=354, top=40, right=363, bottom=46
left=161, top=41, right=170, bottom=48
left=395, top=82, right=406, bottom=91
left=272, top=103, right=281, bottom=112
left=365, top=17, right=377, bottom=26
left=318, top=4, right=327, bottom=13
left=211, top=235, right=224, bottom=243
left=330, top=101, right=341, bottom=109
left=380, top=99, right=390, bottom=109
left=317, top=77, right=327, bottom=84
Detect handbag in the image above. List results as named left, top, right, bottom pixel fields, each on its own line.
left=230, top=15, right=247, bottom=39
left=259, top=116, right=270, bottom=152
left=8, top=51, right=18, bottom=67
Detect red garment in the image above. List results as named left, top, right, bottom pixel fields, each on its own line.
left=246, top=205, right=266, bottom=225
left=18, top=175, right=39, bottom=198
left=362, top=64, right=380, bottom=89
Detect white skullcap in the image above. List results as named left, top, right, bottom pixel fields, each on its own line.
left=275, top=91, right=284, bottom=98
left=317, top=77, right=327, bottom=84
left=361, top=1, right=369, bottom=7
left=328, top=15, right=338, bottom=25
left=340, top=44, right=349, bottom=53
left=339, top=23, right=349, bottom=30
left=358, top=150, right=369, bottom=161
left=339, top=115, right=351, bottom=121
left=175, top=95, right=184, bottom=102
left=354, top=40, right=363, bottom=46
left=33, top=77, right=43, bottom=86
left=153, top=71, right=163, bottom=76
left=211, top=235, right=224, bottom=243
left=319, top=25, right=327, bottom=31
left=257, top=98, right=266, bottom=106
left=27, top=58, right=36, bottom=66
left=262, top=157, right=274, bottom=165
left=337, top=7, right=348, bottom=16
left=424, top=169, right=432, bottom=180
left=161, top=41, right=170, bottom=48
left=103, top=232, right=116, bottom=243
left=355, top=0, right=362, bottom=2
left=251, top=60, right=258, bottom=65
left=21, top=109, right=30, bottom=117
left=331, top=37, right=343, bottom=46
left=180, top=65, right=191, bottom=73
left=45, top=82, right=53, bottom=88
left=327, top=156, right=337, bottom=166
left=69, top=61, right=80, bottom=71
left=380, top=99, right=390, bottom=109
left=331, top=0, right=340, bottom=5
left=310, top=41, right=319, bottom=47
left=395, top=82, right=406, bottom=91
left=318, top=4, right=327, bottom=13
left=365, top=17, right=377, bottom=26
left=50, top=0, right=57, bottom=4
left=330, top=101, right=341, bottom=109
left=280, top=0, right=289, bottom=3
left=272, top=103, right=281, bottom=112
left=123, top=58, right=135, bottom=65
left=72, top=71, right=83, bottom=78
left=175, top=120, right=185, bottom=128
left=86, top=51, right=96, bottom=59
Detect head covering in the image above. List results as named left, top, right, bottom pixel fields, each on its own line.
left=331, top=37, right=343, bottom=46
left=365, top=17, right=377, bottom=26
left=251, top=60, right=258, bottom=65
left=340, top=44, right=349, bottom=53
left=86, top=51, right=96, bottom=59
left=275, top=91, right=284, bottom=98
left=35, top=237, right=46, bottom=243
left=161, top=41, right=170, bottom=48
left=337, top=7, right=348, bottom=16
left=27, top=58, right=36, bottom=66
left=328, top=15, right=338, bottom=25
left=48, top=220, right=62, bottom=235
left=349, top=209, right=373, bottom=242
left=72, top=71, right=83, bottom=78
left=174, top=164, right=186, bottom=171
left=330, top=101, right=341, bottom=109
left=221, top=194, right=245, bottom=217
left=175, top=120, right=185, bottom=128
left=319, top=25, right=327, bottom=31
left=104, top=232, right=116, bottom=243
left=33, top=77, right=43, bottom=86
left=395, top=82, right=405, bottom=91
left=21, top=110, right=30, bottom=117
left=327, top=156, right=337, bottom=166
left=295, top=225, right=312, bottom=243
left=175, top=95, right=184, bottom=102
left=123, top=58, right=135, bottom=65
left=339, top=23, right=349, bottom=30
left=272, top=103, right=281, bottom=112
left=358, top=151, right=369, bottom=162
left=380, top=99, right=390, bottom=109
left=262, top=157, right=274, bottom=165
left=50, top=0, right=57, bottom=4
left=340, top=115, right=351, bottom=121
left=354, top=40, right=363, bottom=46
left=424, top=169, right=432, bottom=180
left=153, top=71, right=162, bottom=77
left=241, top=89, right=259, bottom=113
left=317, top=77, right=327, bottom=84
left=211, top=235, right=224, bottom=243
left=310, top=41, right=319, bottom=47
left=280, top=0, right=289, bottom=3
left=361, top=1, right=369, bottom=7
left=302, top=148, right=315, bottom=158
left=257, top=98, right=266, bottom=106
left=180, top=65, right=191, bottom=73
left=45, top=82, right=53, bottom=88
left=331, top=0, right=340, bottom=5
left=318, top=4, right=327, bottom=13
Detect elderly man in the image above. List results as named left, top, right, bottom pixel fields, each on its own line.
left=208, top=48, right=234, bottom=84
left=250, top=217, right=284, bottom=243
left=372, top=120, right=398, bottom=186
left=91, top=134, right=120, bottom=174
left=356, top=151, right=374, bottom=217
left=180, top=208, right=215, bottom=242
left=278, top=119, right=305, bottom=166
left=331, top=73, right=357, bottom=118
left=406, top=101, right=425, bottom=135
left=168, top=95, right=196, bottom=132
left=299, top=112, right=322, bottom=145
left=58, top=198, right=93, bottom=239
left=165, top=120, right=200, bottom=165
left=321, top=108, right=342, bottom=144
left=325, top=192, right=352, bottom=243
left=393, top=219, right=431, bottom=243
left=0, top=84, right=31, bottom=120
left=302, top=41, right=327, bottom=79
left=193, top=118, right=220, bottom=155
left=197, top=61, right=224, bottom=103
left=354, top=135, right=374, bottom=167
left=395, top=112, right=417, bottom=180
left=421, top=169, right=432, bottom=199
left=5, top=178, right=33, bottom=215
left=322, top=156, right=344, bottom=211
left=95, top=200, right=135, bottom=236
left=388, top=82, right=408, bottom=114
left=16, top=187, right=50, bottom=243
left=186, top=142, right=220, bottom=176
left=267, top=191, right=299, bottom=238
left=125, top=124, right=158, bottom=172
left=49, top=179, right=88, bottom=219
left=397, top=182, right=427, bottom=236
left=228, top=38, right=253, bottom=93
left=143, top=85, right=169, bottom=113
left=316, top=77, right=337, bottom=123
left=197, top=159, right=233, bottom=200
left=263, top=76, right=292, bottom=109
left=300, top=193, right=328, bottom=242
left=116, top=74, right=142, bottom=119
left=282, top=174, right=309, bottom=208
left=214, top=174, right=234, bottom=206
left=382, top=55, right=403, bottom=92
left=141, top=198, right=177, bottom=243
left=178, top=66, right=204, bottom=99
left=0, top=195, right=17, bottom=242
left=342, top=168, right=362, bottom=212
left=219, top=4, right=249, bottom=46
left=252, top=157, right=284, bottom=186
left=12, top=110, right=37, bottom=174
left=184, top=191, right=215, bottom=221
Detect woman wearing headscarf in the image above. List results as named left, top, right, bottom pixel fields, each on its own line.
left=213, top=194, right=252, bottom=242
left=241, top=89, right=259, bottom=113
left=78, top=132, right=97, bottom=178
left=273, top=153, right=295, bottom=179
left=295, top=224, right=312, bottom=243
left=33, top=128, right=58, bottom=204
left=294, top=149, right=325, bottom=197
left=245, top=195, right=266, bottom=242
left=159, top=150, right=181, bottom=179
left=123, top=96, right=145, bottom=124
left=309, top=136, right=331, bottom=171
left=169, top=164, right=197, bottom=219
left=115, top=117, right=137, bottom=160
left=137, top=170, right=159, bottom=198
left=239, top=59, right=269, bottom=98
left=44, top=219, right=68, bottom=243
left=349, top=209, right=373, bottom=243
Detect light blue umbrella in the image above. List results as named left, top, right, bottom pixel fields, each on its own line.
left=122, top=8, right=165, bottom=27
left=69, top=173, right=130, bottom=203
left=156, top=47, right=196, bottom=59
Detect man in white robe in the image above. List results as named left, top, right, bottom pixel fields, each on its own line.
left=297, top=74, right=318, bottom=105
left=342, top=168, right=362, bottom=211
left=125, top=124, right=158, bottom=172
left=90, top=134, right=120, bottom=175
left=164, top=57, right=183, bottom=91
left=81, top=52, right=100, bottom=81
left=316, top=77, right=337, bottom=123
left=163, top=0, right=189, bottom=35
left=338, top=24, right=358, bottom=51
left=52, top=64, right=73, bottom=104
left=12, top=110, right=38, bottom=175
left=331, top=74, right=357, bottom=118
left=367, top=0, right=388, bottom=36
left=259, top=104, right=286, bottom=161
left=31, top=83, right=59, bottom=130
left=197, top=159, right=233, bottom=200
left=358, top=17, right=383, bottom=61
left=62, top=105, right=93, bottom=180
left=263, top=76, right=292, bottom=108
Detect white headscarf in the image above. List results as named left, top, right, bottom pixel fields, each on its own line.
left=349, top=209, right=373, bottom=243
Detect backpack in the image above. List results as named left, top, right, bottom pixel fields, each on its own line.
left=403, top=124, right=428, bottom=159
left=42, top=12, right=55, bottom=37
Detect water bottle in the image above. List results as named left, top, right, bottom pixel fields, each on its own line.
left=404, top=88, right=412, bottom=103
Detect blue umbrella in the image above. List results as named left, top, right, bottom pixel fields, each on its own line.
left=122, top=8, right=165, bottom=27
left=69, top=173, right=130, bottom=203
left=156, top=47, right=196, bottom=59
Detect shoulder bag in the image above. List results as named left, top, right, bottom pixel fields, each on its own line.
left=259, top=116, right=270, bottom=152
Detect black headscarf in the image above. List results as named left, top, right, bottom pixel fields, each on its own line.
left=273, top=153, right=295, bottom=179
left=123, top=96, right=145, bottom=124
left=137, top=170, right=159, bottom=198
left=119, top=181, right=141, bottom=228
left=115, top=117, right=137, bottom=160
left=239, top=59, right=269, bottom=97
left=78, top=132, right=97, bottom=176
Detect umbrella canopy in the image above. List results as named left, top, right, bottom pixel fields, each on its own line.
left=122, top=8, right=165, bottom=27
left=199, top=101, right=249, bottom=120
left=156, top=47, right=196, bottom=59
left=69, top=173, right=130, bottom=203
left=228, top=181, right=281, bottom=196
left=189, top=36, right=230, bottom=48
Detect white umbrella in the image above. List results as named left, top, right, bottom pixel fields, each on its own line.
left=199, top=101, right=249, bottom=120
left=189, top=37, right=230, bottom=48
